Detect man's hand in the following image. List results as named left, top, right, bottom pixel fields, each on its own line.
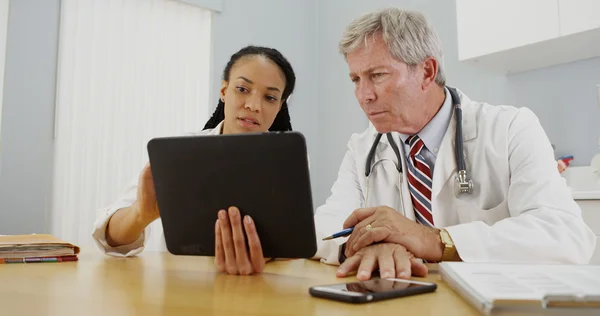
left=343, top=206, right=444, bottom=262
left=336, top=243, right=428, bottom=281
left=214, top=206, right=270, bottom=275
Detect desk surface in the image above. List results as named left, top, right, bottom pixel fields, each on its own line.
left=0, top=250, right=477, bottom=315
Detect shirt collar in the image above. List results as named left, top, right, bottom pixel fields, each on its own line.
left=208, top=121, right=224, bottom=135
left=399, top=87, right=453, bottom=156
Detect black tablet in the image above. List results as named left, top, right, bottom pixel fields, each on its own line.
left=147, top=131, right=317, bottom=259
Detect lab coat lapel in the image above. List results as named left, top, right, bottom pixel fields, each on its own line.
left=372, top=133, right=401, bottom=192
left=372, top=133, right=416, bottom=221
left=209, top=121, right=224, bottom=135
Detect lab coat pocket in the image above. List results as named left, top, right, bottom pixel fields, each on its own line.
left=457, top=199, right=509, bottom=226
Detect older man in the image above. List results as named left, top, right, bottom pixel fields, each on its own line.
left=312, top=7, right=595, bottom=281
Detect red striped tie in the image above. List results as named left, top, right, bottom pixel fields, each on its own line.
left=406, top=135, right=434, bottom=227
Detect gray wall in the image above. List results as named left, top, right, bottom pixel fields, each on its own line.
left=313, top=0, right=513, bottom=206
left=0, top=0, right=61, bottom=234
left=210, top=0, right=321, bottom=207
left=507, top=57, right=600, bottom=165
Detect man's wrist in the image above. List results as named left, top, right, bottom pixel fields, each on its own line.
left=432, top=228, right=444, bottom=261
left=438, top=228, right=461, bottom=261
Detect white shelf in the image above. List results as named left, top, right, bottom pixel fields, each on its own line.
left=456, top=0, right=600, bottom=74
left=559, top=0, right=600, bottom=36
left=460, top=27, right=600, bottom=74
left=572, top=190, right=600, bottom=200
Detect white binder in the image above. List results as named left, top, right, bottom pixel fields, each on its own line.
left=439, top=262, right=600, bottom=315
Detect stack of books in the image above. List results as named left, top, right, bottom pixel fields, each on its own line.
left=0, top=234, right=79, bottom=263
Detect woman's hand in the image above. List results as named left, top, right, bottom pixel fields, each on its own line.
left=105, top=163, right=159, bottom=247
left=131, top=163, right=160, bottom=224
left=214, top=206, right=269, bottom=275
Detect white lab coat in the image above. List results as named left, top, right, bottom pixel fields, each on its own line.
left=313, top=89, right=596, bottom=265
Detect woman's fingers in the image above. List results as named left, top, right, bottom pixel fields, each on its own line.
left=228, top=207, right=253, bottom=275
left=218, top=209, right=238, bottom=275
left=243, top=215, right=265, bottom=273
left=214, top=219, right=226, bottom=272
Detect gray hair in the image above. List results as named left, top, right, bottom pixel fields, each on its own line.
left=339, top=8, right=446, bottom=86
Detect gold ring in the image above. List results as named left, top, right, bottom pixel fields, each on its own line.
left=365, top=224, right=372, bottom=231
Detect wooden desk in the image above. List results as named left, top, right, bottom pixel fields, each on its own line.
left=0, top=250, right=477, bottom=315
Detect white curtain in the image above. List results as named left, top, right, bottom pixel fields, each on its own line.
left=0, top=0, right=9, bottom=161
left=52, top=0, right=212, bottom=247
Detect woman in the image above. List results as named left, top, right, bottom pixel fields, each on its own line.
left=92, top=46, right=296, bottom=276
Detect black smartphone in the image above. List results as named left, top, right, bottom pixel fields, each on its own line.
left=309, top=278, right=437, bottom=304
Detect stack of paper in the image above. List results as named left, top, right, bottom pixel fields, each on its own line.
left=440, top=262, right=600, bottom=315
left=0, top=234, right=79, bottom=263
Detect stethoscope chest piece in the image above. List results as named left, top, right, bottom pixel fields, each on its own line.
left=455, top=170, right=474, bottom=197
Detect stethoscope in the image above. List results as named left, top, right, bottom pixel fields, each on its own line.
left=363, top=86, right=473, bottom=210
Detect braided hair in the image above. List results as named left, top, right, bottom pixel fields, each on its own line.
left=203, top=46, right=296, bottom=132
